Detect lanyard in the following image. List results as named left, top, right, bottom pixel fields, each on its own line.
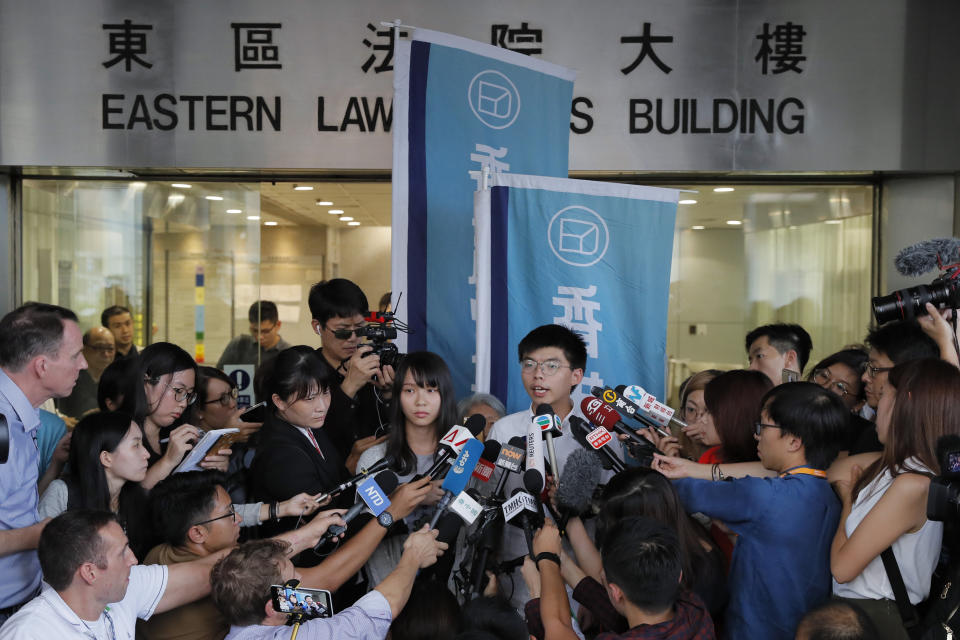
left=779, top=466, right=827, bottom=479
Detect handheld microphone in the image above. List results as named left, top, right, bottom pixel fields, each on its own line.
left=491, top=436, right=526, bottom=500
left=317, top=470, right=398, bottom=548
left=534, top=404, right=562, bottom=480
left=501, top=471, right=545, bottom=559
left=525, top=418, right=546, bottom=494
left=420, top=414, right=486, bottom=481
left=591, top=386, right=671, bottom=438
left=471, top=439, right=500, bottom=484
left=895, top=238, right=960, bottom=277
left=616, top=385, right=687, bottom=435
left=467, top=505, right=503, bottom=599
left=428, top=438, right=485, bottom=528
left=315, top=454, right=396, bottom=503
left=570, top=416, right=626, bottom=473
left=581, top=396, right=661, bottom=453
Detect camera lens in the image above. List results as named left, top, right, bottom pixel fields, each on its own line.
left=871, top=280, right=958, bottom=324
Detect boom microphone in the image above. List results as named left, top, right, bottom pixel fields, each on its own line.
left=315, top=454, right=396, bottom=503
left=895, top=238, right=960, bottom=277
left=570, top=416, right=626, bottom=473
left=317, top=470, right=398, bottom=548
left=556, top=448, right=601, bottom=517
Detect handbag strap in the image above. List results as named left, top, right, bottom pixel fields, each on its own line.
left=880, top=546, right=923, bottom=639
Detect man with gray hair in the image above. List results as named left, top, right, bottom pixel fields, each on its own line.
left=0, top=303, right=87, bottom=624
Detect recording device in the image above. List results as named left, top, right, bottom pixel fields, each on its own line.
left=419, top=414, right=486, bottom=481
left=616, top=384, right=688, bottom=434
left=556, top=448, right=602, bottom=522
left=927, top=434, right=960, bottom=523
left=593, top=386, right=672, bottom=439
left=525, top=418, right=546, bottom=494
left=534, top=404, right=562, bottom=479
left=314, top=454, right=396, bottom=503
left=873, top=237, right=960, bottom=324
left=501, top=471, right=545, bottom=559
left=428, top=438, right=485, bottom=528
left=357, top=309, right=409, bottom=369
left=491, top=436, right=526, bottom=499
left=0, top=414, right=8, bottom=464
left=239, top=401, right=267, bottom=423
left=580, top=396, right=662, bottom=453
left=471, top=439, right=500, bottom=484
left=271, top=584, right=333, bottom=619
left=569, top=416, right=626, bottom=473
left=465, top=502, right=503, bottom=600
left=315, top=470, right=398, bottom=549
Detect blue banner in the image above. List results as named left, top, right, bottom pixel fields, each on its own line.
left=392, top=29, right=575, bottom=397
left=478, top=174, right=678, bottom=413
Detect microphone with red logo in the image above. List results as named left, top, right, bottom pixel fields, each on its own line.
left=419, top=414, right=486, bottom=481
left=615, top=384, right=688, bottom=434
left=580, top=396, right=662, bottom=453
left=570, top=416, right=626, bottom=473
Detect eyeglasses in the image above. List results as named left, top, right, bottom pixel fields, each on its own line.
left=866, top=364, right=894, bottom=379
left=205, top=387, right=238, bottom=407
left=165, top=383, right=198, bottom=405
left=812, top=369, right=854, bottom=397
left=754, top=422, right=781, bottom=436
left=520, top=359, right=571, bottom=377
left=250, top=324, right=278, bottom=337
left=684, top=406, right=708, bottom=423
left=325, top=325, right=365, bottom=340
left=194, top=506, right=236, bottom=527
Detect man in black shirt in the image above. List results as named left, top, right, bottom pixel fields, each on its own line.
left=102, top=305, right=139, bottom=361
left=308, top=279, right=394, bottom=472
left=217, top=300, right=291, bottom=376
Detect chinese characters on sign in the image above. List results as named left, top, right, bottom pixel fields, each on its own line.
left=755, top=22, right=806, bottom=74
left=362, top=22, right=408, bottom=73
left=620, top=22, right=674, bottom=75
left=491, top=22, right=543, bottom=55
left=231, top=23, right=282, bottom=71
left=102, top=20, right=153, bottom=71
left=553, top=285, right=605, bottom=391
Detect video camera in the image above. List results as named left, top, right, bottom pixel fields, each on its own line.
left=873, top=238, right=960, bottom=324
left=358, top=310, right=408, bottom=369
left=927, top=435, right=960, bottom=524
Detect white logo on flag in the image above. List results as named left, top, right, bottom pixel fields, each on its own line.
left=548, top=206, right=610, bottom=267
left=468, top=70, right=521, bottom=129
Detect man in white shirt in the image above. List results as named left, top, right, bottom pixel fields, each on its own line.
left=0, top=510, right=228, bottom=639
left=209, top=525, right=447, bottom=640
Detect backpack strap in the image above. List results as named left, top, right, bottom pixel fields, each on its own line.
left=881, top=546, right=923, bottom=640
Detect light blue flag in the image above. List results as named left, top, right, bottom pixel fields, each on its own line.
left=392, top=29, right=575, bottom=397
left=475, top=174, right=679, bottom=413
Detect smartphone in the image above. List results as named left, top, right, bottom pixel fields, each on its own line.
left=270, top=585, right=333, bottom=619
left=240, top=401, right=267, bottom=423
left=781, top=368, right=800, bottom=384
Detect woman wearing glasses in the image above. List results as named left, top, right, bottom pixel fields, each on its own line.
left=122, top=342, right=232, bottom=490
left=806, top=348, right=877, bottom=453
left=38, top=411, right=323, bottom=559
left=830, top=358, right=959, bottom=639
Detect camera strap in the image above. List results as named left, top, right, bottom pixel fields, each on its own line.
left=778, top=466, right=827, bottom=479
left=880, top=547, right=922, bottom=640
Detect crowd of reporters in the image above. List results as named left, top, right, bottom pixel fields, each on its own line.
left=0, top=276, right=957, bottom=640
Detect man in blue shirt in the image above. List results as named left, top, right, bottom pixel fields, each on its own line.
left=655, top=383, right=848, bottom=640
left=0, top=303, right=87, bottom=623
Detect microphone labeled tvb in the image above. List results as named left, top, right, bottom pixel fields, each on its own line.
left=534, top=403, right=562, bottom=480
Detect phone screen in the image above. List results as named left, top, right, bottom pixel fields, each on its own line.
left=270, top=585, right=333, bottom=619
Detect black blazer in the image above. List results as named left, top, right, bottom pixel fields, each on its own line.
left=250, top=413, right=351, bottom=540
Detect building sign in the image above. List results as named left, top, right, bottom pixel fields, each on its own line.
left=0, top=0, right=954, bottom=171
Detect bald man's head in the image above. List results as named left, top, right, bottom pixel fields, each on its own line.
left=795, top=601, right=877, bottom=640
left=82, top=326, right=116, bottom=373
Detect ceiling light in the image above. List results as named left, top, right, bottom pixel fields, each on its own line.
left=264, top=221, right=278, bottom=226
left=293, top=185, right=314, bottom=191
left=129, top=181, right=147, bottom=189
left=316, top=200, right=333, bottom=206
left=226, top=209, right=241, bottom=214
left=171, top=183, right=192, bottom=189
left=726, top=220, right=742, bottom=226
left=205, top=195, right=223, bottom=201
left=167, top=194, right=185, bottom=205
left=348, top=221, right=361, bottom=226
left=328, top=209, right=344, bottom=215
left=339, top=216, right=354, bottom=222
left=691, top=225, right=705, bottom=230
left=247, top=215, right=260, bottom=221
left=714, top=187, right=735, bottom=193
left=825, top=220, right=842, bottom=225
left=679, top=199, right=697, bottom=205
